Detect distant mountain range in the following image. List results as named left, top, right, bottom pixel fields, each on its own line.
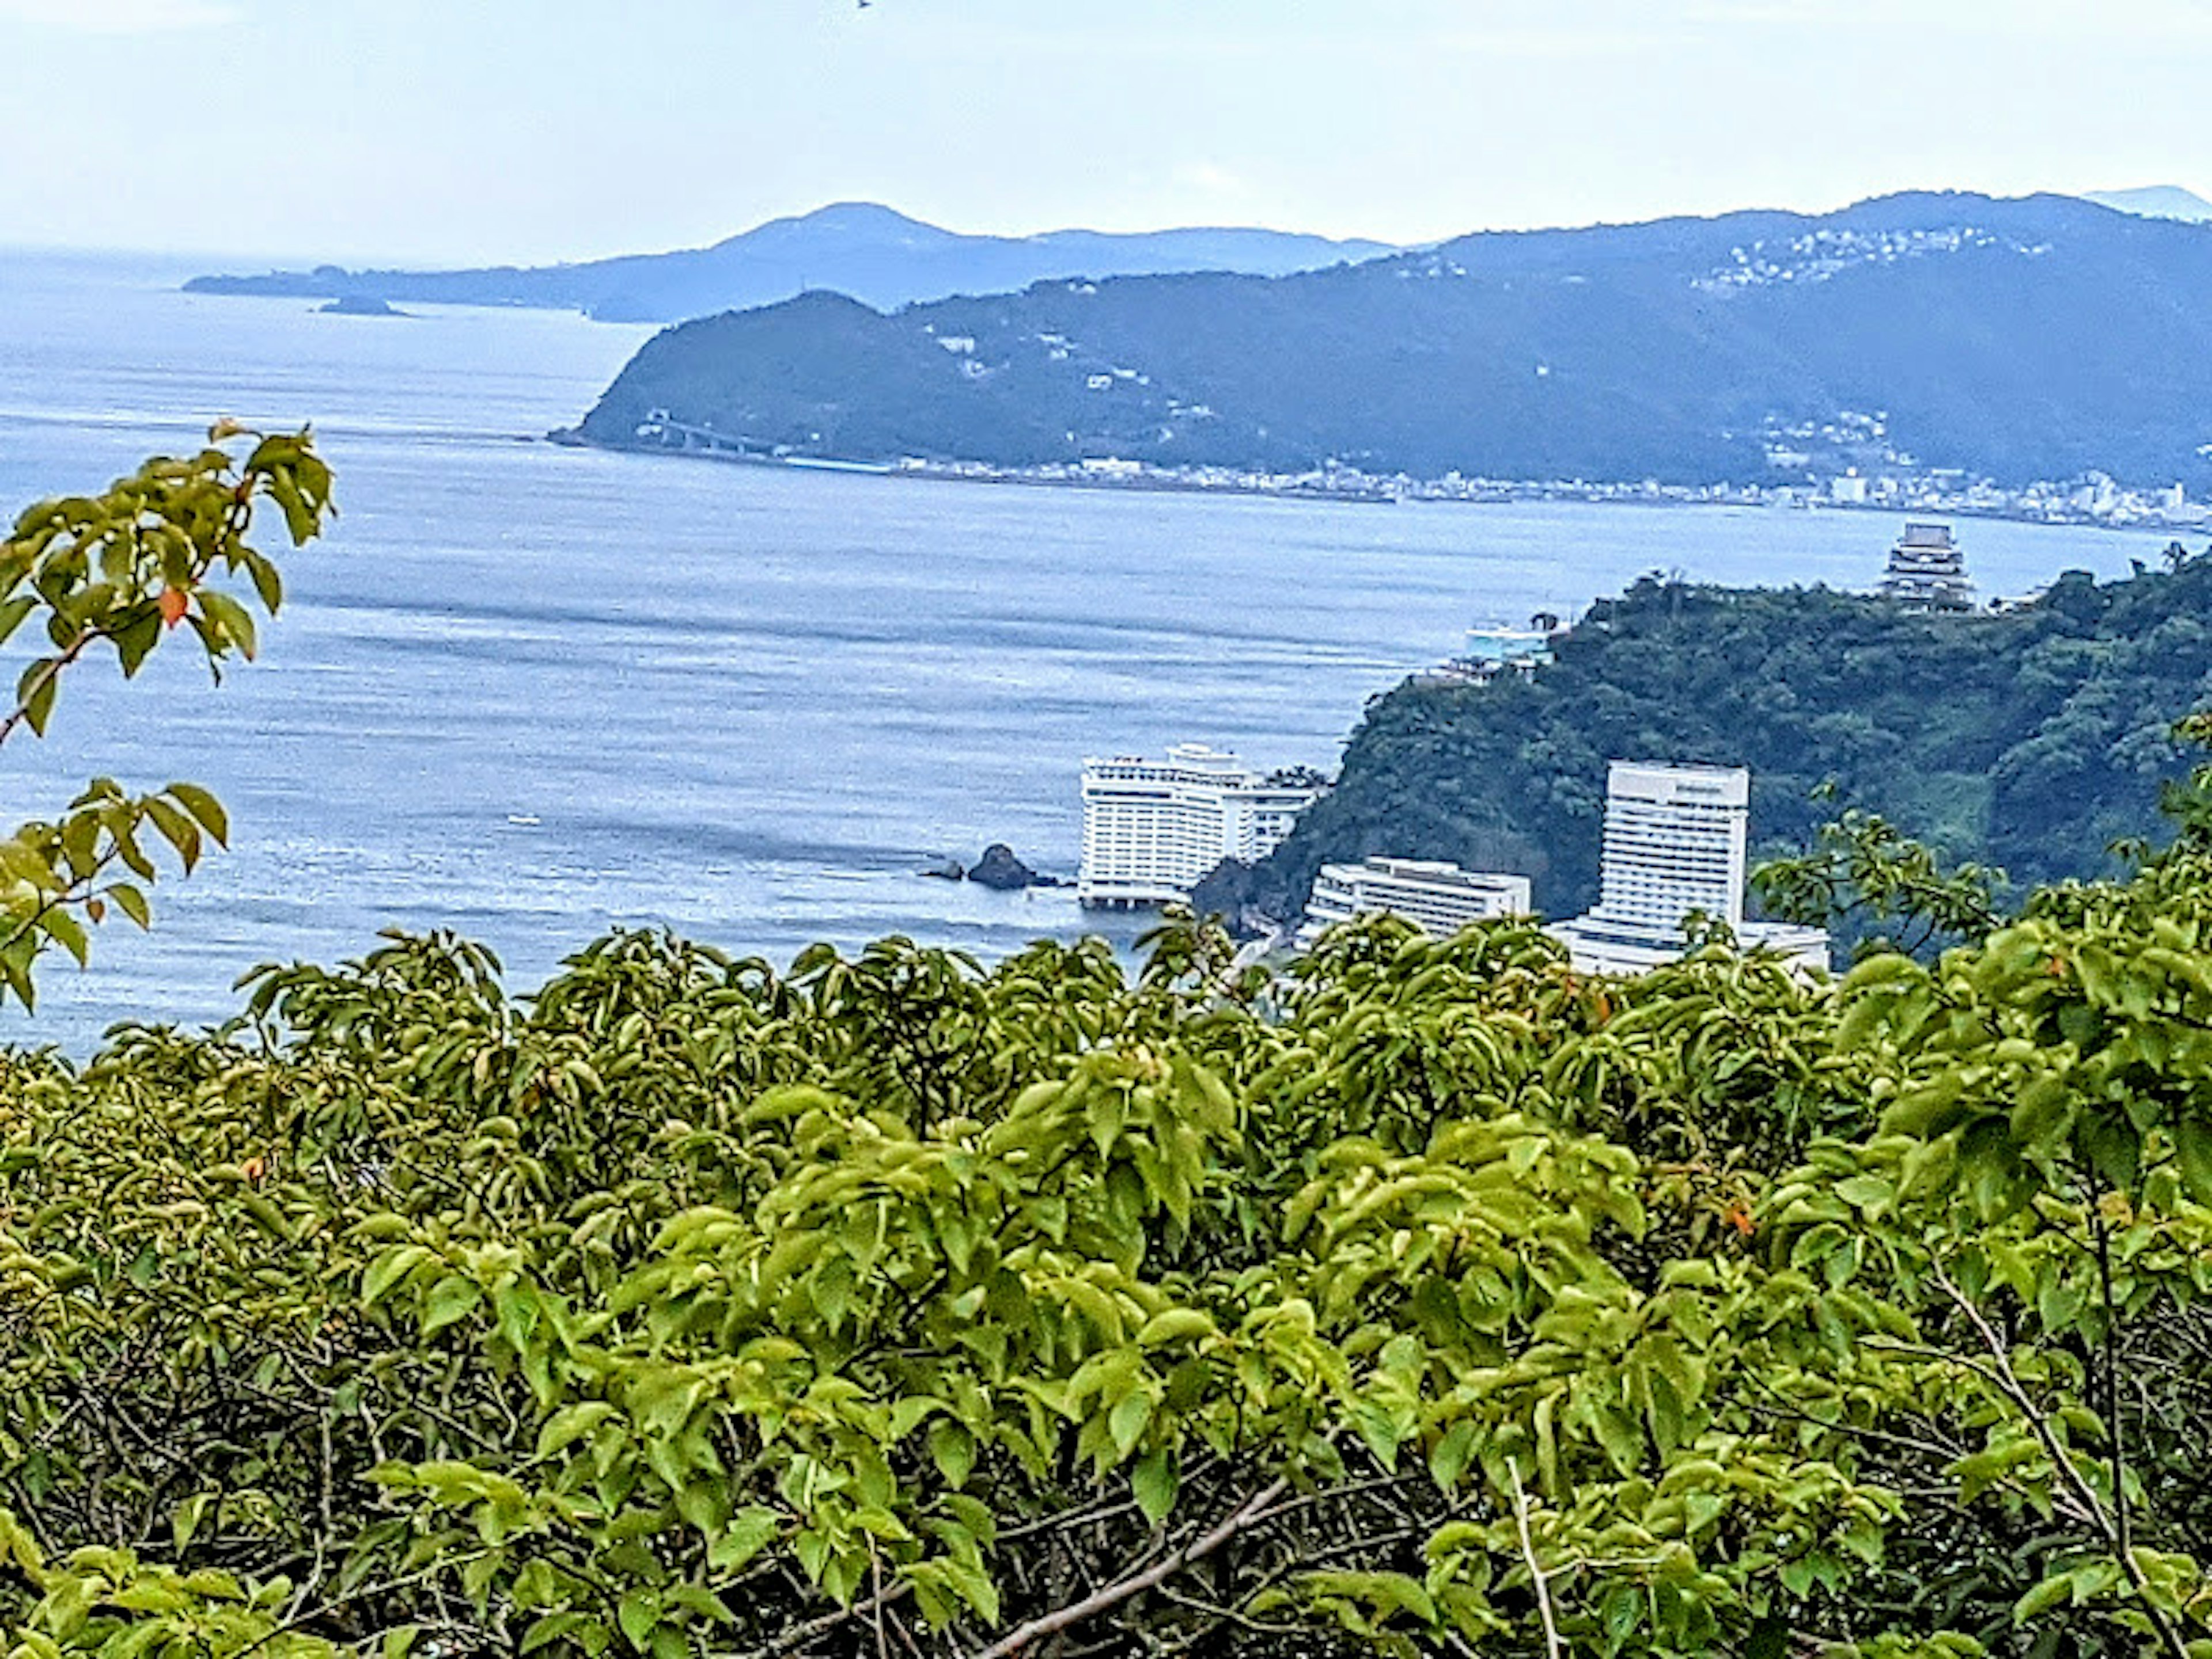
left=574, top=190, right=2212, bottom=490
left=2084, top=185, right=2212, bottom=223
left=182, top=203, right=1396, bottom=323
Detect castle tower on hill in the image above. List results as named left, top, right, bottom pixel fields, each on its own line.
left=1879, top=521, right=1975, bottom=613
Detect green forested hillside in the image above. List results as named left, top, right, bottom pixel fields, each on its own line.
left=1245, top=554, right=2212, bottom=923
left=578, top=191, right=2212, bottom=487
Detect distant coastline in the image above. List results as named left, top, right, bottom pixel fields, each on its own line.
left=555, top=429, right=2207, bottom=535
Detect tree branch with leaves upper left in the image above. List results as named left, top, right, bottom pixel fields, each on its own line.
left=0, top=424, right=331, bottom=1008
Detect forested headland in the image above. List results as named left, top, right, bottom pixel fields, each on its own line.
left=1214, top=552, right=2212, bottom=932
left=576, top=192, right=2212, bottom=489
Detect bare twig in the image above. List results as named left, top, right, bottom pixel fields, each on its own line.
left=753, top=1580, right=912, bottom=1658
left=964, top=1478, right=1288, bottom=1659
left=2092, top=1209, right=2132, bottom=1559
left=1508, top=1459, right=1562, bottom=1659
left=1930, top=1266, right=2190, bottom=1659
left=870, top=1543, right=889, bottom=1659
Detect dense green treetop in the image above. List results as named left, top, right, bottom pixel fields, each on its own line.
left=16, top=805, right=2212, bottom=1657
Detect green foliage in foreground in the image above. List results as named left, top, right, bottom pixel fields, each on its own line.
left=1245, top=559, right=2212, bottom=927
left=0, top=426, right=330, bottom=1006
left=21, top=781, right=2212, bottom=1658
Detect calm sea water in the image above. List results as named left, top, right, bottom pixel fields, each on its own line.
left=0, top=251, right=2171, bottom=1047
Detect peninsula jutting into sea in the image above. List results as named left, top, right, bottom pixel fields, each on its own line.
left=554, top=191, right=2212, bottom=524
left=187, top=190, right=2212, bottom=531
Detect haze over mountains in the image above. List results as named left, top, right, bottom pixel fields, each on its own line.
left=575, top=190, right=2212, bottom=491
left=184, top=203, right=1395, bottom=323
left=2083, top=185, right=2212, bottom=222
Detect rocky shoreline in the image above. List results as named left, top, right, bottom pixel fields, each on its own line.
left=921, top=843, right=1067, bottom=891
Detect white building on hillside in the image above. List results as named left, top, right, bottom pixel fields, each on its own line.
left=1297, top=857, right=1531, bottom=947
left=1547, top=761, right=1828, bottom=975
left=1078, top=745, right=1323, bottom=908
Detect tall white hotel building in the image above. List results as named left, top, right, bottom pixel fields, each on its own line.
left=1547, top=762, right=1829, bottom=975
left=1078, top=745, right=1323, bottom=908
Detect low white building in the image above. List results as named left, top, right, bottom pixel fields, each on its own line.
left=1297, top=856, right=1530, bottom=946
left=1547, top=761, right=1829, bottom=976
left=1078, top=745, right=1323, bottom=909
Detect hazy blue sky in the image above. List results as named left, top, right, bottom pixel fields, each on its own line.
left=3, top=0, right=2206, bottom=263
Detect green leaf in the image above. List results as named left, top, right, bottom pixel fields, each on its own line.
left=1135, top=1308, right=1213, bottom=1347
left=38, top=907, right=88, bottom=968
left=1108, top=1388, right=1152, bottom=1458
left=244, top=550, right=283, bottom=613
left=196, top=587, right=257, bottom=659
left=2015, top=1571, right=2074, bottom=1621
left=616, top=1590, right=660, bottom=1653
left=1428, top=1419, right=1477, bottom=1488
left=171, top=1491, right=215, bottom=1552
left=143, top=795, right=202, bottom=873
left=2177, top=1118, right=2212, bottom=1208
left=106, top=882, right=150, bottom=930
left=0, top=594, right=36, bottom=646
left=1833, top=1173, right=1892, bottom=1212
left=18, top=661, right=56, bottom=736
left=708, top=1507, right=783, bottom=1576
left=929, top=1420, right=976, bottom=1488
left=1131, top=1446, right=1177, bottom=1525
left=165, top=782, right=229, bottom=846
left=362, top=1245, right=429, bottom=1307
left=522, top=1615, right=592, bottom=1653
left=420, top=1272, right=483, bottom=1336
left=537, top=1401, right=618, bottom=1459
left=113, top=609, right=160, bottom=677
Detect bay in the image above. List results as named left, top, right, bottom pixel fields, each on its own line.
left=0, top=251, right=2172, bottom=1048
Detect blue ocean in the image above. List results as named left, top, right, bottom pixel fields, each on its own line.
left=0, top=251, right=2168, bottom=1047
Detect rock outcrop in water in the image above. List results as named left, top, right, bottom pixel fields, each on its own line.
left=967, top=844, right=1054, bottom=891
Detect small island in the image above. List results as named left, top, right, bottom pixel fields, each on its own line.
left=317, top=295, right=410, bottom=318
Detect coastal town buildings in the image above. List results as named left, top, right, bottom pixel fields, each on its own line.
left=1876, top=522, right=1976, bottom=612
left=1547, top=761, right=1830, bottom=975
left=880, top=451, right=2210, bottom=532
left=1296, top=857, right=1531, bottom=946
left=1078, top=745, right=1323, bottom=908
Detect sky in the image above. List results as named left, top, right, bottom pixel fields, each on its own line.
left=1, top=0, right=2207, bottom=265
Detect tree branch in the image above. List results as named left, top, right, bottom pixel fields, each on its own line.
left=1931, top=1266, right=2190, bottom=1659
left=963, top=1478, right=1287, bottom=1659
left=1508, top=1459, right=1563, bottom=1659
